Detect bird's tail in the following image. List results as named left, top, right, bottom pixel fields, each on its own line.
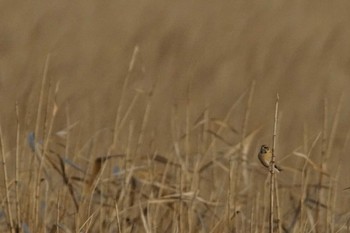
left=274, top=164, right=283, bottom=172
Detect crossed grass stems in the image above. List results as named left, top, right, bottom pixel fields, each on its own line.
left=0, top=92, right=343, bottom=233
left=0, top=54, right=345, bottom=232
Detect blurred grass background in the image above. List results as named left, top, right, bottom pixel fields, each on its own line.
left=1, top=0, right=350, bottom=231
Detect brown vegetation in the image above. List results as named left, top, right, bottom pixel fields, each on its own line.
left=0, top=1, right=350, bottom=232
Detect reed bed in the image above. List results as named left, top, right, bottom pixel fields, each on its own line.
left=0, top=74, right=347, bottom=232
left=1, top=1, right=350, bottom=232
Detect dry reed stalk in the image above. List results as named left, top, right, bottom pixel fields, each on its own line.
left=299, top=161, right=310, bottom=231
left=329, top=165, right=340, bottom=233
left=110, top=46, right=139, bottom=151
left=316, top=98, right=328, bottom=232
left=198, top=89, right=248, bottom=173
left=222, top=88, right=250, bottom=232
left=140, top=200, right=151, bottom=233
left=0, top=124, right=15, bottom=233
left=262, top=174, right=270, bottom=231
left=249, top=198, right=255, bottom=232
left=269, top=93, right=279, bottom=233
left=153, top=153, right=173, bottom=229
left=182, top=83, right=193, bottom=233
left=63, top=108, right=73, bottom=178
left=274, top=176, right=282, bottom=233
left=32, top=54, right=50, bottom=225
left=42, top=77, right=53, bottom=153
left=77, top=140, right=96, bottom=225
left=228, top=80, right=256, bottom=232
left=254, top=192, right=261, bottom=233
left=42, top=179, right=49, bottom=232
left=135, top=85, right=154, bottom=158
left=34, top=54, right=50, bottom=146
left=185, top=82, right=191, bottom=171
left=241, top=80, right=255, bottom=187
left=14, top=102, right=21, bottom=232
left=84, top=155, right=123, bottom=227
left=34, top=77, right=50, bottom=228
left=97, top=183, right=104, bottom=232
left=119, top=121, right=134, bottom=206
left=169, top=106, right=183, bottom=231
left=61, top=107, right=71, bottom=138
left=34, top=80, right=59, bottom=230
left=188, top=135, right=202, bottom=233
left=315, top=94, right=342, bottom=232
left=228, top=155, right=238, bottom=231
left=326, top=93, right=343, bottom=162
left=145, top=152, right=156, bottom=231
left=115, top=201, right=122, bottom=233
left=79, top=210, right=98, bottom=232
left=175, top=141, right=185, bottom=233
left=56, top=152, right=79, bottom=211
left=297, top=131, right=322, bottom=230
left=55, top=191, right=60, bottom=233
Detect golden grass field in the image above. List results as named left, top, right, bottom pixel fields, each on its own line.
left=1, top=1, right=350, bottom=232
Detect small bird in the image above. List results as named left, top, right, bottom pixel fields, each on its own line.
left=258, top=145, right=282, bottom=172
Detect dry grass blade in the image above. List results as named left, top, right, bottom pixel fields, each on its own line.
left=199, top=125, right=262, bottom=174
left=111, top=46, right=139, bottom=150
left=87, top=155, right=122, bottom=189
left=148, top=192, right=220, bottom=206
left=139, top=201, right=151, bottom=233
left=55, top=153, right=79, bottom=211
left=55, top=121, right=79, bottom=138
left=293, top=152, right=330, bottom=176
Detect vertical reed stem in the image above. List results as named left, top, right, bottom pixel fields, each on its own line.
left=270, top=93, right=279, bottom=233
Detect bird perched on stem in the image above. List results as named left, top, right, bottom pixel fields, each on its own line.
left=258, top=145, right=282, bottom=172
